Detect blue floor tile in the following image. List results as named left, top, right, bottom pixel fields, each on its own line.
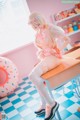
left=4, top=106, right=15, bottom=114
left=19, top=82, right=26, bottom=86
left=0, top=107, right=3, bottom=112
left=1, top=100, right=10, bottom=106
left=29, top=90, right=37, bottom=95
left=61, top=99, right=75, bottom=108
left=8, top=93, right=16, bottom=98
left=54, top=93, right=61, bottom=99
left=17, top=105, right=27, bottom=112
left=14, top=87, right=21, bottom=92
left=23, top=112, right=36, bottom=120
left=0, top=76, right=80, bottom=120
left=23, top=96, right=33, bottom=103
left=23, top=85, right=32, bottom=90
left=60, top=110, right=72, bottom=120
left=18, top=91, right=27, bottom=97
left=10, top=114, right=21, bottom=120
left=75, top=112, right=80, bottom=118
left=12, top=98, right=21, bottom=105
left=65, top=91, right=74, bottom=98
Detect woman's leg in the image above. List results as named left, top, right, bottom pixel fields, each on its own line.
left=29, top=65, right=54, bottom=105
left=38, top=89, right=46, bottom=107
left=34, top=89, right=46, bottom=115
left=29, top=55, right=61, bottom=119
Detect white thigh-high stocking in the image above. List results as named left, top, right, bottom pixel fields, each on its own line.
left=30, top=76, right=56, bottom=118
left=30, top=74, right=55, bottom=106
left=29, top=66, right=55, bottom=118
left=38, top=89, right=46, bottom=107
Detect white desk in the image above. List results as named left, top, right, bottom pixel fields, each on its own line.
left=42, top=48, right=80, bottom=89
left=42, top=48, right=80, bottom=120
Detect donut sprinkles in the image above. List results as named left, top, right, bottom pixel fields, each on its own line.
left=0, top=57, right=19, bottom=98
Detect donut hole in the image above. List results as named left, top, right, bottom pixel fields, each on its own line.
left=0, top=67, right=8, bottom=86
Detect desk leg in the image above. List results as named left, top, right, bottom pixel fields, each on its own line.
left=45, top=80, right=62, bottom=120
left=77, top=76, right=80, bottom=96
left=72, top=76, right=80, bottom=98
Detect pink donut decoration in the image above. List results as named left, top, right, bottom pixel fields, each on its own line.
left=0, top=57, right=19, bottom=98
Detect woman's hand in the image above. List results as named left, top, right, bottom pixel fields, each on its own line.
left=37, top=50, right=45, bottom=60
left=53, top=45, right=62, bottom=58
left=60, top=36, right=70, bottom=50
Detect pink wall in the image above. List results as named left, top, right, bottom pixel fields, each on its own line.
left=27, top=0, right=74, bottom=22
left=1, top=43, right=38, bottom=80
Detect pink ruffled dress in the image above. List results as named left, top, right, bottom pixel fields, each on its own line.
left=35, top=24, right=66, bottom=60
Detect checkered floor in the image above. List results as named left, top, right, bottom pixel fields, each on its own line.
left=0, top=77, right=80, bottom=120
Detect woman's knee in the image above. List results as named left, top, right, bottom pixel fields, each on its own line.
left=29, top=71, right=36, bottom=81
left=29, top=72, right=43, bottom=87
left=29, top=71, right=38, bottom=83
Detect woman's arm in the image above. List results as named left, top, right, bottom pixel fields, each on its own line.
left=60, top=36, right=70, bottom=50
left=49, top=24, right=70, bottom=51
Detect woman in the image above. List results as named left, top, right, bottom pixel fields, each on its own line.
left=28, top=12, right=70, bottom=120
